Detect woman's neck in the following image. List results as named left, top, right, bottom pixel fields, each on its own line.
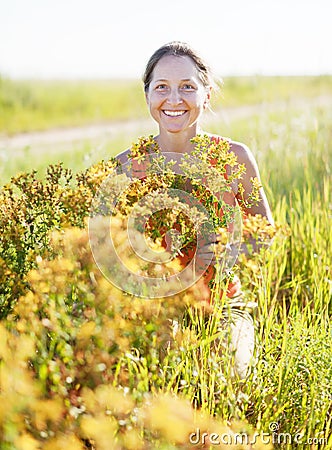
left=156, top=127, right=204, bottom=154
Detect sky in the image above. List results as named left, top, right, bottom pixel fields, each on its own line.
left=1, top=0, right=331, bottom=79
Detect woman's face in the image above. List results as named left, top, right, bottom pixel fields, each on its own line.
left=145, top=55, right=211, bottom=135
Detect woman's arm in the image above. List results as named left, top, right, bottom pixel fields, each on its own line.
left=229, top=141, right=274, bottom=256
left=231, top=141, right=274, bottom=225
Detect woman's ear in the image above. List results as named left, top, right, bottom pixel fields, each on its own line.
left=204, top=86, right=212, bottom=109
left=145, top=90, right=150, bottom=106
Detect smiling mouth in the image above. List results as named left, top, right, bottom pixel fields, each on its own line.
left=163, top=110, right=187, bottom=117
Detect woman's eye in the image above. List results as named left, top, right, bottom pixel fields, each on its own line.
left=155, top=84, right=167, bottom=90
left=182, top=84, right=195, bottom=90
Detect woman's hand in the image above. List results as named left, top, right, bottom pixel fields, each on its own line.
left=199, top=235, right=239, bottom=268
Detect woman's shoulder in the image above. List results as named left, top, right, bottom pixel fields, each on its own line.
left=207, top=133, right=254, bottom=164
left=115, top=148, right=131, bottom=165
left=115, top=135, right=158, bottom=164
left=229, top=140, right=255, bottom=165
left=227, top=138, right=261, bottom=181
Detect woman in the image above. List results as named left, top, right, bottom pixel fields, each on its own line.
left=117, top=41, right=274, bottom=379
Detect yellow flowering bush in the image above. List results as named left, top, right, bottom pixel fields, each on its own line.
left=0, top=134, right=267, bottom=316
left=0, top=225, right=273, bottom=449
left=0, top=159, right=120, bottom=317
left=0, top=135, right=276, bottom=449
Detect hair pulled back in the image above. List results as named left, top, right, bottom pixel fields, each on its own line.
left=143, top=41, right=214, bottom=92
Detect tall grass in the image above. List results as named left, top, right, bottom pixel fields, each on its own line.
left=1, top=75, right=331, bottom=134
left=0, top=77, right=148, bottom=134
left=0, top=135, right=132, bottom=185
left=118, top=101, right=332, bottom=446
left=0, top=80, right=331, bottom=448
left=219, top=102, right=331, bottom=447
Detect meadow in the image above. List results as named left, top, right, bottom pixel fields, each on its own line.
left=1, top=74, right=331, bottom=134
left=0, top=76, right=331, bottom=449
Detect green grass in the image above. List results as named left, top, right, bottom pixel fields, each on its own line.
left=207, top=100, right=332, bottom=448
left=1, top=75, right=331, bottom=134
left=219, top=74, right=332, bottom=107
left=0, top=77, right=148, bottom=134
left=120, top=100, right=331, bottom=447
left=1, top=78, right=331, bottom=448
left=0, top=134, right=133, bottom=185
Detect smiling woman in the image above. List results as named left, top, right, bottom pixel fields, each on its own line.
left=144, top=55, right=211, bottom=145
left=114, top=41, right=274, bottom=379
left=142, top=42, right=213, bottom=152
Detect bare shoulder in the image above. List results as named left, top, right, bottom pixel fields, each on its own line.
left=228, top=139, right=274, bottom=224
left=207, top=133, right=257, bottom=168
left=229, top=140, right=257, bottom=167
left=228, top=140, right=261, bottom=179
left=116, top=148, right=131, bottom=165
left=208, top=133, right=260, bottom=179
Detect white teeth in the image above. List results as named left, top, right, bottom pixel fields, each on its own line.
left=163, top=110, right=186, bottom=117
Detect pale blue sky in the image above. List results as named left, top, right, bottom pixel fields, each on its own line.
left=1, top=0, right=331, bottom=79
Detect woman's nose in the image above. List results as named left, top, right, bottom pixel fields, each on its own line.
left=167, top=88, right=183, bottom=105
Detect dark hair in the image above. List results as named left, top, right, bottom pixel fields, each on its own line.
left=143, top=41, right=215, bottom=93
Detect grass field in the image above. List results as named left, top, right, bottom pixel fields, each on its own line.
left=1, top=74, right=331, bottom=134
left=0, top=76, right=331, bottom=449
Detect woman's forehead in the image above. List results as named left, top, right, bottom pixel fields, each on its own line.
left=151, top=55, right=200, bottom=81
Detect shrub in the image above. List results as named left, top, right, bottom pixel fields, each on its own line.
left=0, top=135, right=273, bottom=448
